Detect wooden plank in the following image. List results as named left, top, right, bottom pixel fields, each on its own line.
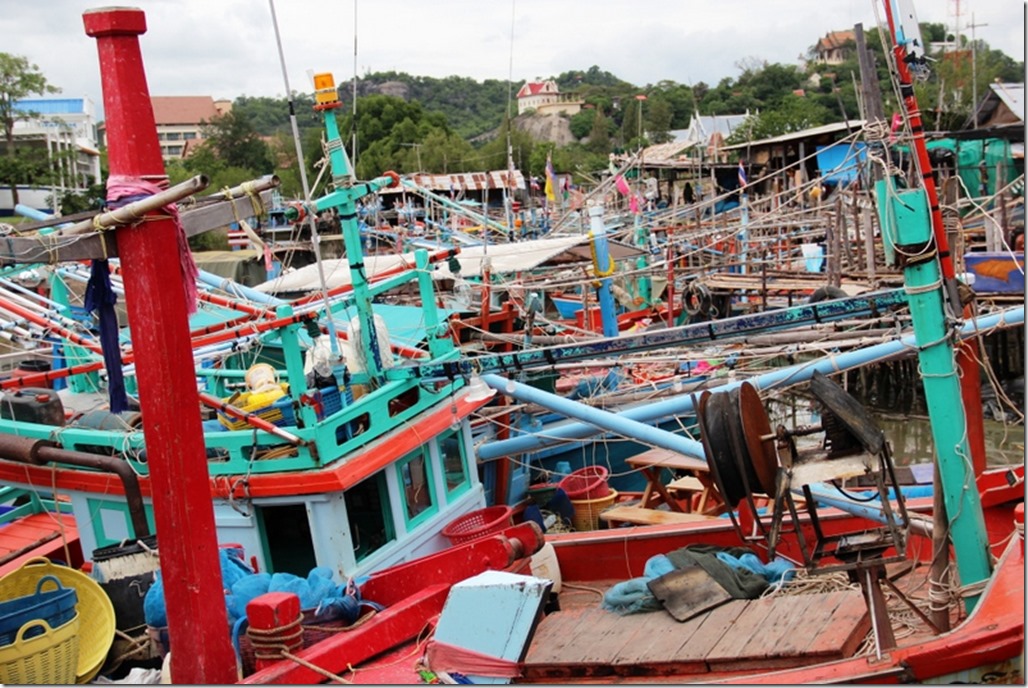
left=600, top=506, right=716, bottom=526
left=571, top=607, right=644, bottom=666
left=673, top=598, right=749, bottom=661
left=736, top=591, right=822, bottom=660
left=0, top=187, right=277, bottom=264
left=766, top=590, right=851, bottom=659
left=705, top=595, right=780, bottom=664
left=630, top=606, right=710, bottom=668
left=803, top=589, right=870, bottom=659
left=522, top=606, right=594, bottom=666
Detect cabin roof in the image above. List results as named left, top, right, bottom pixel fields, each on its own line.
left=722, top=120, right=865, bottom=149
left=150, top=96, right=222, bottom=125
left=965, top=82, right=1025, bottom=129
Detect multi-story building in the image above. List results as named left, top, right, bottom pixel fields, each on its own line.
left=1, top=97, right=101, bottom=216
left=96, top=95, right=232, bottom=162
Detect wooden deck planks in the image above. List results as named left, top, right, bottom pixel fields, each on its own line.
left=801, top=589, right=871, bottom=659
left=766, top=590, right=853, bottom=659
left=522, top=588, right=872, bottom=679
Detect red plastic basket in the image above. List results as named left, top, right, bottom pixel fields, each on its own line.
left=441, top=506, right=514, bottom=546
left=558, top=466, right=611, bottom=500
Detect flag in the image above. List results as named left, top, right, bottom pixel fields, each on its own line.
left=738, top=160, right=748, bottom=189
left=529, top=176, right=541, bottom=192
left=614, top=174, right=631, bottom=196
left=544, top=153, right=557, bottom=202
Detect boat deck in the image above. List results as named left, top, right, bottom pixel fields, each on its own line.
left=520, top=579, right=870, bottom=682
left=0, top=512, right=80, bottom=575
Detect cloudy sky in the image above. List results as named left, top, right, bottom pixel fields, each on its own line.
left=3, top=0, right=1024, bottom=119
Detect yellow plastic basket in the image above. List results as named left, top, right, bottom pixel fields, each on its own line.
left=0, top=613, right=81, bottom=685
left=0, top=558, right=115, bottom=683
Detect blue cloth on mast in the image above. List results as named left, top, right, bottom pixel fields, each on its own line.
left=83, top=258, right=129, bottom=413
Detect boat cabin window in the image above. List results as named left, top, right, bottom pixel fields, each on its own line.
left=258, top=503, right=317, bottom=577
left=398, top=449, right=436, bottom=526
left=345, top=473, right=395, bottom=562
left=439, top=431, right=470, bottom=497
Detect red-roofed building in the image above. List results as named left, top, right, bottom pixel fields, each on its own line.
left=515, top=79, right=582, bottom=117
left=814, top=30, right=856, bottom=65
left=99, top=96, right=232, bottom=161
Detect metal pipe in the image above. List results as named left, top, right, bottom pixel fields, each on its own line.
left=478, top=305, right=1024, bottom=460
left=480, top=373, right=707, bottom=459
left=0, top=433, right=149, bottom=538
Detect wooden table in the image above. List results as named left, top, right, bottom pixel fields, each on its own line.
left=626, top=448, right=718, bottom=513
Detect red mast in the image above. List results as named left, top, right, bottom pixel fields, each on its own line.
left=82, top=7, right=237, bottom=683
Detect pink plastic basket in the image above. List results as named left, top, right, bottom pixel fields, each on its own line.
left=441, top=506, right=514, bottom=546
left=558, top=466, right=611, bottom=500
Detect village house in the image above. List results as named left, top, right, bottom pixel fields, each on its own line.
left=515, top=79, right=583, bottom=117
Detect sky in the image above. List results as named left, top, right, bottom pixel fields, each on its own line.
left=2, top=0, right=1024, bottom=121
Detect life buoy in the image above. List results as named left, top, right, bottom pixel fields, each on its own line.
left=684, top=282, right=712, bottom=316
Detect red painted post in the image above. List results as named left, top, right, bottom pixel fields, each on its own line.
left=957, top=305, right=987, bottom=477
left=245, top=593, right=303, bottom=672
left=82, top=7, right=238, bottom=684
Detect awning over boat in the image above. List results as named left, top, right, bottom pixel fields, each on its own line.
left=252, top=252, right=420, bottom=294
left=252, top=236, right=644, bottom=294
left=437, top=235, right=645, bottom=278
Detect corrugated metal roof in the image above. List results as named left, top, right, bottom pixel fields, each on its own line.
left=722, top=120, right=865, bottom=149
left=991, top=82, right=1024, bottom=122
left=381, top=170, right=525, bottom=193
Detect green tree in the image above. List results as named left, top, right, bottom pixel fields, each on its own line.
left=0, top=53, right=59, bottom=206
left=195, top=109, right=273, bottom=174
left=586, top=108, right=612, bottom=154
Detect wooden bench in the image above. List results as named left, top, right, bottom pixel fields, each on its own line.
left=600, top=505, right=718, bottom=527
left=666, top=476, right=715, bottom=513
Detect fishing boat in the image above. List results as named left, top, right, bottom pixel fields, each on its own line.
left=236, top=2, right=1024, bottom=683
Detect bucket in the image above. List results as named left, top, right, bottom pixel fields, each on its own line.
left=558, top=466, right=611, bottom=500
left=571, top=490, right=618, bottom=531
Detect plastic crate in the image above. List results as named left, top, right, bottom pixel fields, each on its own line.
left=272, top=386, right=343, bottom=426
left=217, top=383, right=289, bottom=430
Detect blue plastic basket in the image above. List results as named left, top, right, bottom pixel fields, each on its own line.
left=0, top=575, right=77, bottom=647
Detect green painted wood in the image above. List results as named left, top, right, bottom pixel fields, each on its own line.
left=878, top=176, right=992, bottom=610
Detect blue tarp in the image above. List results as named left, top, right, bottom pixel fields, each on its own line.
left=816, top=142, right=867, bottom=186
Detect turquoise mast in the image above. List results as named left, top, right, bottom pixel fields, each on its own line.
left=306, top=73, right=401, bottom=384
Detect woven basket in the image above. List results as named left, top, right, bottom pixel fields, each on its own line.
left=0, top=558, right=114, bottom=683
left=440, top=506, right=514, bottom=546
left=0, top=613, right=80, bottom=685
left=571, top=490, right=618, bottom=531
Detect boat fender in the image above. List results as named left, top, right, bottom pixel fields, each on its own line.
left=684, top=282, right=711, bottom=316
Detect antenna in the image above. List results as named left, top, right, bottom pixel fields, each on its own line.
left=267, top=0, right=342, bottom=358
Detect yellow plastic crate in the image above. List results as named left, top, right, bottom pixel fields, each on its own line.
left=217, top=383, right=289, bottom=430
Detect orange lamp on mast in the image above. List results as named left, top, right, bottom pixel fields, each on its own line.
left=313, top=72, right=342, bottom=110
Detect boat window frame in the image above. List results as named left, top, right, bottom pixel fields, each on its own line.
left=396, top=447, right=438, bottom=529
left=345, top=470, right=397, bottom=563
left=437, top=428, right=472, bottom=500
